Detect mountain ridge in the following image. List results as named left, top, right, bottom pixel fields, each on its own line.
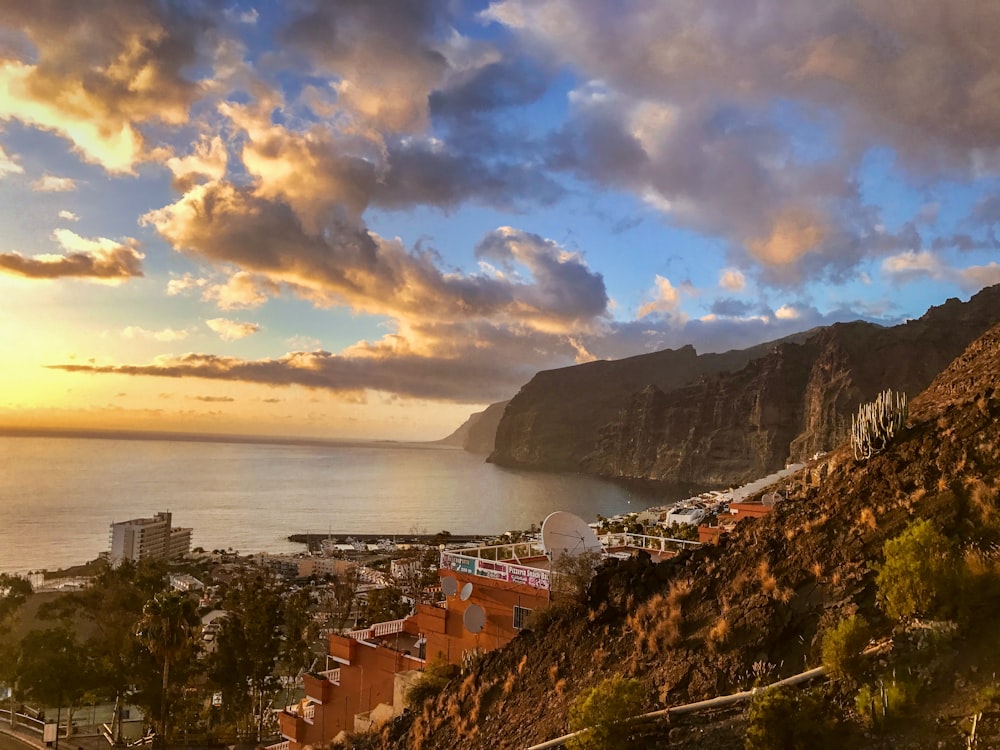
left=377, top=319, right=1000, bottom=749
left=488, top=284, right=1000, bottom=488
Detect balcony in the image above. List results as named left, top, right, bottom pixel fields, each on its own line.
left=343, top=618, right=407, bottom=642
left=439, top=533, right=701, bottom=590
left=303, top=672, right=336, bottom=704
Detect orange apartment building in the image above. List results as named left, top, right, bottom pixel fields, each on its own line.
left=272, top=532, right=699, bottom=748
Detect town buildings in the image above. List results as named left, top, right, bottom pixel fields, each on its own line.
left=272, top=531, right=698, bottom=748
left=108, top=511, right=192, bottom=567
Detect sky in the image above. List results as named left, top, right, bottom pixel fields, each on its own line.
left=0, top=0, right=998, bottom=441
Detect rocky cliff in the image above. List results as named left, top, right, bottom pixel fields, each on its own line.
left=435, top=400, right=509, bottom=453
left=490, top=284, right=1000, bottom=487
left=378, top=321, right=1000, bottom=750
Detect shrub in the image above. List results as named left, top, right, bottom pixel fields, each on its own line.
left=551, top=550, right=603, bottom=605
left=625, top=578, right=693, bottom=655
left=744, top=686, right=840, bottom=750
left=821, top=615, right=871, bottom=685
left=875, top=518, right=957, bottom=621
left=855, top=676, right=918, bottom=728
left=567, top=676, right=645, bottom=750
left=405, top=656, right=458, bottom=709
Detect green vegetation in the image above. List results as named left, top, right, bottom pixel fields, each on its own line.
left=207, top=571, right=285, bottom=741
left=136, top=589, right=200, bottom=742
left=855, top=676, right=919, bottom=729
left=821, top=614, right=871, bottom=685
left=875, top=519, right=957, bottom=621
left=744, top=686, right=841, bottom=750
left=405, top=657, right=459, bottom=709
left=566, top=676, right=644, bottom=750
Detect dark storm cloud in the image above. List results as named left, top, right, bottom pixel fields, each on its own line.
left=373, top=139, right=564, bottom=211
left=709, top=298, right=755, bottom=318
left=429, top=58, right=550, bottom=120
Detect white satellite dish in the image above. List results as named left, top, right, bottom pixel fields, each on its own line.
left=441, top=576, right=458, bottom=597
left=459, top=582, right=473, bottom=601
left=541, top=511, right=602, bottom=561
left=463, top=603, right=486, bottom=633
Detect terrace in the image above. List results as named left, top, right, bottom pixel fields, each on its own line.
left=439, top=532, right=701, bottom=591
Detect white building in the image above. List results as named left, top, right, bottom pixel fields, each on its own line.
left=109, top=511, right=192, bottom=567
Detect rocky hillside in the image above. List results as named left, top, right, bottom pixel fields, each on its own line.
left=490, top=284, right=1000, bottom=488
left=436, top=400, right=509, bottom=453
left=373, top=321, right=1000, bottom=750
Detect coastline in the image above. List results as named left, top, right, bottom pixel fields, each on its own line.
left=0, top=426, right=460, bottom=452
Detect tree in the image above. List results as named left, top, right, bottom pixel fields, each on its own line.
left=16, top=627, right=95, bottom=746
left=57, top=560, right=167, bottom=742
left=744, top=686, right=840, bottom=750
left=136, top=590, right=200, bottom=743
left=0, top=573, right=32, bottom=728
left=326, top=566, right=361, bottom=632
left=821, top=615, right=871, bottom=686
left=208, top=570, right=284, bottom=741
left=876, top=519, right=957, bottom=621
left=567, top=676, right=644, bottom=750
left=551, top=550, right=603, bottom=605
left=364, top=586, right=410, bottom=626
left=0, top=573, right=32, bottom=632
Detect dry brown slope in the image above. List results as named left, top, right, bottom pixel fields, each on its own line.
left=376, top=322, right=1000, bottom=750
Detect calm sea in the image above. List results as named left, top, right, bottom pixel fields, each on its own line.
left=0, top=435, right=676, bottom=574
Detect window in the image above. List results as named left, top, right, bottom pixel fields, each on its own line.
left=513, top=605, right=532, bottom=630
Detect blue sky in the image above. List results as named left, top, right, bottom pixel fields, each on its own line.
left=0, top=0, right=998, bottom=439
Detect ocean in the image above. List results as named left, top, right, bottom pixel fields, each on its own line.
left=0, top=434, right=676, bottom=574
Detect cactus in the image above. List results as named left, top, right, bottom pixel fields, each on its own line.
left=851, top=389, right=908, bottom=461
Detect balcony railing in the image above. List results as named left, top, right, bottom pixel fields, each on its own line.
left=319, top=667, right=341, bottom=684
left=266, top=741, right=290, bottom=750
left=439, top=534, right=701, bottom=592
left=343, top=618, right=407, bottom=642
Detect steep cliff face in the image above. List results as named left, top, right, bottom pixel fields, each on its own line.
left=435, top=400, right=509, bottom=453
left=380, top=323, right=1000, bottom=750
left=582, top=341, right=816, bottom=485
left=490, top=284, right=1000, bottom=486
left=488, top=335, right=816, bottom=472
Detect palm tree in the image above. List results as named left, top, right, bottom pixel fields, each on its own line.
left=136, top=590, right=199, bottom=743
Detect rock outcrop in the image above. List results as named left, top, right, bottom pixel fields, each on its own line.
left=435, top=400, right=509, bottom=453
left=490, top=284, right=1000, bottom=487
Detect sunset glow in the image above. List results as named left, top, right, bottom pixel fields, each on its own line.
left=2, top=1, right=999, bottom=440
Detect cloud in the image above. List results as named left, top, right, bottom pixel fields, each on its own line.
left=719, top=268, right=746, bottom=292
left=58, top=210, right=79, bottom=221
left=122, top=326, right=192, bottom=343
left=144, top=182, right=608, bottom=331
left=0, top=144, right=23, bottom=176
left=637, top=275, right=683, bottom=320
left=206, top=317, right=261, bottom=341
left=959, top=263, right=1000, bottom=290
left=485, top=1, right=1000, bottom=286
left=882, top=250, right=944, bottom=282
left=224, top=7, right=258, bottom=24
left=882, top=250, right=1000, bottom=291
left=165, top=135, right=228, bottom=190
left=31, top=175, right=75, bottom=192
left=278, top=0, right=450, bottom=134
left=204, top=272, right=278, bottom=310
left=193, top=395, right=235, bottom=403
left=0, top=0, right=213, bottom=173
left=0, top=229, right=143, bottom=280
